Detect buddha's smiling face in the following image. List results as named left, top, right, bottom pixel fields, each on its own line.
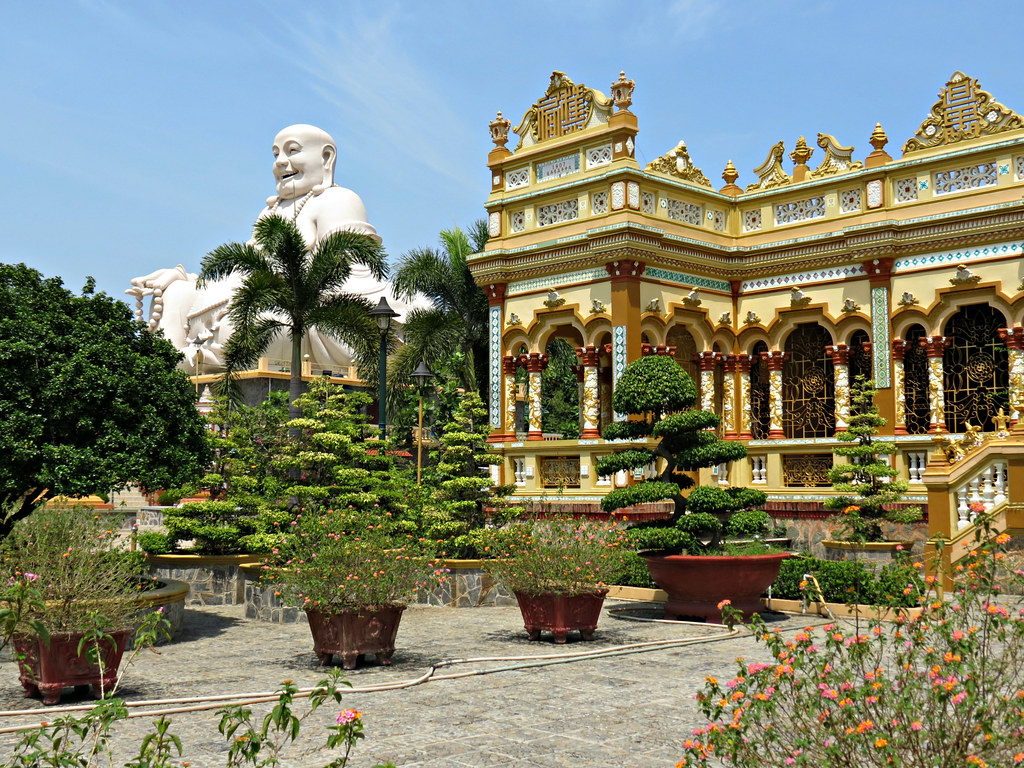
left=272, top=125, right=335, bottom=200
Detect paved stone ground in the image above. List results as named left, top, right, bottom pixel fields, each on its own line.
left=0, top=602, right=830, bottom=767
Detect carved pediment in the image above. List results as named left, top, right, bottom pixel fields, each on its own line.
left=514, top=71, right=614, bottom=149
left=810, top=133, right=863, bottom=178
left=903, top=71, right=1024, bottom=155
left=646, top=140, right=711, bottom=187
left=746, top=141, right=791, bottom=191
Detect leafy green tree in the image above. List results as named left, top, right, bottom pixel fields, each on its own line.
left=541, top=339, right=580, bottom=438
left=0, top=263, right=211, bottom=538
left=390, top=222, right=490, bottom=402
left=198, top=215, right=388, bottom=420
left=825, top=377, right=922, bottom=542
left=594, top=355, right=762, bottom=553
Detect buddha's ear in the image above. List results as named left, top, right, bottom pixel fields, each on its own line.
left=321, top=143, right=337, bottom=184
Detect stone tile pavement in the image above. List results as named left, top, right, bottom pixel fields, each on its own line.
left=0, top=602, right=830, bottom=767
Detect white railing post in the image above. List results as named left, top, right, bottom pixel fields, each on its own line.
left=957, top=487, right=970, bottom=529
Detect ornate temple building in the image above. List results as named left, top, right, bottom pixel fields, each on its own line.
left=470, top=70, right=1024, bottom=522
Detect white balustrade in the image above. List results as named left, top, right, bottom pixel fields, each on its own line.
left=751, top=455, right=767, bottom=483
left=513, top=458, right=526, bottom=487
left=906, top=451, right=927, bottom=483
left=952, top=460, right=1008, bottom=529
left=717, top=462, right=730, bottom=485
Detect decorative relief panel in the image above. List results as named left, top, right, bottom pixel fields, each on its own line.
left=514, top=71, right=613, bottom=148
left=505, top=167, right=530, bottom=191
left=866, top=180, right=884, bottom=209
left=537, top=199, right=579, bottom=227
left=627, top=182, right=640, bottom=210
left=809, top=133, right=863, bottom=178
left=510, top=211, right=526, bottom=233
left=774, top=196, right=825, bottom=225
left=536, top=153, right=581, bottom=182
left=742, top=209, right=762, bottom=232
left=540, top=456, right=581, bottom=488
left=871, top=286, right=891, bottom=388
left=641, top=192, right=655, bottom=214
left=610, top=182, right=625, bottom=210
left=612, top=326, right=627, bottom=421
left=1015, top=155, right=1024, bottom=180
left=645, top=140, right=712, bottom=187
left=839, top=189, right=862, bottom=213
left=666, top=199, right=703, bottom=226
left=586, top=144, right=613, bottom=169
left=895, top=177, right=919, bottom=203
left=932, top=162, right=997, bottom=196
left=489, top=306, right=501, bottom=427
left=488, top=212, right=500, bottom=237
left=712, top=209, right=726, bottom=232
left=782, top=454, right=833, bottom=488
left=591, top=191, right=609, bottom=215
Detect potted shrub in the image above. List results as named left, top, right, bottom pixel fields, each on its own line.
left=483, top=517, right=628, bottom=643
left=823, top=377, right=922, bottom=560
left=594, top=355, right=786, bottom=623
left=0, top=505, right=160, bottom=704
left=263, top=509, right=443, bottom=669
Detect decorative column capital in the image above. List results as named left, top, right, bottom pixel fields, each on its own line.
left=604, top=259, right=646, bottom=282
left=575, top=345, right=600, bottom=367
left=732, top=353, right=752, bottom=374
left=723, top=354, right=741, bottom=373
left=525, top=352, right=549, bottom=373
left=862, top=257, right=894, bottom=283
left=486, top=283, right=507, bottom=305
left=502, top=355, right=518, bottom=374
left=825, top=344, right=850, bottom=366
left=891, top=338, right=906, bottom=362
left=641, top=343, right=674, bottom=357
left=920, top=336, right=950, bottom=357
left=762, top=350, right=787, bottom=371
left=697, top=351, right=719, bottom=371
left=998, top=327, right=1024, bottom=350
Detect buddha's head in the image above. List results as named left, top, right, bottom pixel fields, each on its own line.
left=271, top=124, right=336, bottom=200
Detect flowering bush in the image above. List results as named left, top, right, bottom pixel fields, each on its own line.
left=0, top=505, right=148, bottom=633
left=483, top=517, right=629, bottom=596
left=262, top=509, right=445, bottom=612
left=678, top=525, right=1024, bottom=768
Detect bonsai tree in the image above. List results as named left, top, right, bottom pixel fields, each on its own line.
left=594, top=355, right=766, bottom=554
left=824, top=376, right=922, bottom=542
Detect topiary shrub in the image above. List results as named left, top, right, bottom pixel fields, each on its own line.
left=724, top=509, right=773, bottom=538
left=136, top=531, right=172, bottom=555
left=771, top=555, right=924, bottom=608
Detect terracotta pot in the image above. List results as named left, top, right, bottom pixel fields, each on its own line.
left=14, top=630, right=129, bottom=705
left=514, top=590, right=608, bottom=643
left=304, top=605, right=405, bottom=669
left=642, top=552, right=789, bottom=623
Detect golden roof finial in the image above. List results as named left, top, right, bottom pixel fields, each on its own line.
left=865, top=122, right=892, bottom=168
left=489, top=111, right=511, bottom=148
left=610, top=70, right=635, bottom=112
left=719, top=159, right=742, bottom=196
left=789, top=136, right=814, bottom=166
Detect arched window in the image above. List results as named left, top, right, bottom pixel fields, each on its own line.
left=783, top=323, right=835, bottom=438
left=903, top=325, right=930, bottom=435
left=749, top=341, right=770, bottom=439
left=667, top=325, right=699, bottom=384
left=943, top=304, right=1008, bottom=432
left=849, top=329, right=871, bottom=384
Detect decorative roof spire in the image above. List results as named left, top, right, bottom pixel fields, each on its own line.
left=610, top=70, right=635, bottom=112
left=790, top=136, right=814, bottom=181
left=865, top=122, right=892, bottom=168
left=720, top=160, right=742, bottom=196
left=489, top=111, right=511, bottom=148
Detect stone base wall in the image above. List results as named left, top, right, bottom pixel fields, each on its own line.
left=138, top=506, right=168, bottom=529
left=769, top=510, right=928, bottom=559
left=147, top=556, right=253, bottom=606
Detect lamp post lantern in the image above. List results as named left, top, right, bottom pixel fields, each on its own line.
left=410, top=361, right=433, bottom=484
left=368, top=297, right=399, bottom=435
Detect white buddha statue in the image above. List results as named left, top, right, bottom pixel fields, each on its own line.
left=128, top=124, right=419, bottom=373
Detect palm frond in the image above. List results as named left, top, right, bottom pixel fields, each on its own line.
left=252, top=215, right=309, bottom=282
left=198, top=242, right=268, bottom=287
left=310, top=231, right=388, bottom=285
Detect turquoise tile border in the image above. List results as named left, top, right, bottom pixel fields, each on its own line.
left=489, top=306, right=502, bottom=427
left=507, top=267, right=607, bottom=296
left=871, top=286, right=891, bottom=388
left=892, top=240, right=1024, bottom=272
left=645, top=267, right=730, bottom=292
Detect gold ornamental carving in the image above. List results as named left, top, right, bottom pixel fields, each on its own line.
left=782, top=454, right=833, bottom=487
left=809, top=133, right=863, bottom=178
left=646, top=140, right=712, bottom=188
left=903, top=71, right=1024, bottom=155
left=746, top=141, right=791, bottom=191
left=540, top=456, right=581, bottom=488
left=514, top=71, right=613, bottom=149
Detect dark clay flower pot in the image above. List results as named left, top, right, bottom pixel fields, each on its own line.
left=642, top=552, right=789, bottom=623
left=514, top=590, right=608, bottom=643
left=305, top=605, right=405, bottom=669
left=14, top=629, right=130, bottom=705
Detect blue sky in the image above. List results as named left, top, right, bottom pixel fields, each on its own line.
left=4, top=1, right=1024, bottom=302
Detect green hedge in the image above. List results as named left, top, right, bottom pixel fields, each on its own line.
left=772, top=556, right=924, bottom=608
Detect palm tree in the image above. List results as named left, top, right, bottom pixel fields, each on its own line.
left=198, top=215, right=387, bottom=420
left=390, top=221, right=490, bottom=402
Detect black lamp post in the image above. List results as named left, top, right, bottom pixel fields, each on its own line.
left=368, top=297, right=399, bottom=434
left=410, top=361, right=433, bottom=484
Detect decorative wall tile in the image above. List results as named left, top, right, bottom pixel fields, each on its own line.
left=591, top=191, right=609, bottom=215
left=839, top=188, right=862, bottom=213
left=537, top=199, right=579, bottom=227
left=627, top=182, right=640, bottom=209
left=740, top=264, right=866, bottom=293
left=507, top=267, right=608, bottom=296
left=933, top=162, right=997, bottom=196
left=505, top=167, right=530, bottom=191
left=871, top=286, right=891, bottom=388
left=510, top=211, right=525, bottom=233
left=489, top=305, right=502, bottom=427
left=611, top=182, right=625, bottom=210
left=774, top=196, right=826, bottom=225
left=712, top=209, right=726, bottom=232
left=641, top=191, right=655, bottom=214
left=586, top=144, right=613, bottom=169
left=645, top=267, right=731, bottom=292
left=893, top=240, right=1024, bottom=273
left=666, top=198, right=703, bottom=226
left=612, top=326, right=627, bottom=421
left=488, top=212, right=500, bottom=237
left=536, top=153, right=580, bottom=182
left=743, top=209, right=762, bottom=232
left=895, top=177, right=919, bottom=203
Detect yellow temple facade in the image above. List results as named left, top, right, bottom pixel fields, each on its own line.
left=470, top=70, right=1024, bottom=521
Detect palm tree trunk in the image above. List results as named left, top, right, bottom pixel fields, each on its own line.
left=289, top=333, right=303, bottom=427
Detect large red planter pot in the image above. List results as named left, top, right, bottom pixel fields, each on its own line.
left=14, top=630, right=130, bottom=705
left=514, top=590, right=608, bottom=643
left=304, top=605, right=405, bottom=670
left=642, top=552, right=790, bottom=623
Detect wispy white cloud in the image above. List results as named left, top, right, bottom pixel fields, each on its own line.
left=256, top=3, right=480, bottom=194
left=660, top=0, right=722, bottom=43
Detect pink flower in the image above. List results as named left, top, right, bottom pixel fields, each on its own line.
left=911, top=721, right=923, bottom=731
left=336, top=709, right=362, bottom=724
left=23, top=573, right=38, bottom=582
left=717, top=599, right=731, bottom=610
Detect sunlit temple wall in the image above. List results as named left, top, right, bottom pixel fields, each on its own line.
left=469, top=70, right=1024, bottom=536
